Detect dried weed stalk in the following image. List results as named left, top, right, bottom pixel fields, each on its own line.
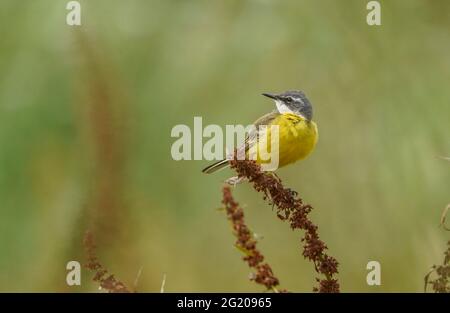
left=84, top=231, right=130, bottom=293
left=222, top=186, right=281, bottom=291
left=425, top=205, right=450, bottom=293
left=226, top=159, right=339, bottom=293
left=425, top=241, right=450, bottom=293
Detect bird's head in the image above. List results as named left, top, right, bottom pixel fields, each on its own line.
left=262, top=90, right=313, bottom=121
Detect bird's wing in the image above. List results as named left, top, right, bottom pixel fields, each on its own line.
left=252, top=110, right=281, bottom=128
left=233, top=110, right=280, bottom=158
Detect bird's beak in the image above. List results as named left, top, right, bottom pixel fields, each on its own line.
left=262, top=93, right=278, bottom=100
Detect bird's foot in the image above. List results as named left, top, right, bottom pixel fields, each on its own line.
left=224, top=176, right=246, bottom=187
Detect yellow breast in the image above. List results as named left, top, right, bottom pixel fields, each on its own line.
left=256, top=113, right=318, bottom=168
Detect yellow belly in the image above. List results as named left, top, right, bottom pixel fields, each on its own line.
left=255, top=113, right=318, bottom=169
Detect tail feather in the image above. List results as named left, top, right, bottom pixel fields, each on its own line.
left=202, top=159, right=230, bottom=174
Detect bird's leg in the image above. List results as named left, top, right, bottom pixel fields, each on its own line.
left=224, top=176, right=247, bottom=187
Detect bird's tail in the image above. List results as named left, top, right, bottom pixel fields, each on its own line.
left=202, top=159, right=230, bottom=174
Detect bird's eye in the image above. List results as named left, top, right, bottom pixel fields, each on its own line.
left=285, top=97, right=293, bottom=103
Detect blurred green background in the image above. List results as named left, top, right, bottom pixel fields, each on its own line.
left=0, top=0, right=449, bottom=292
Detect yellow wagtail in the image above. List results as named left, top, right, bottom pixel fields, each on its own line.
left=202, top=91, right=318, bottom=182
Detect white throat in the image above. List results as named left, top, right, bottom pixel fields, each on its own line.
left=275, top=100, right=294, bottom=114
left=275, top=100, right=306, bottom=119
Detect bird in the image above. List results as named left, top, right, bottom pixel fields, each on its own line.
left=202, top=91, right=318, bottom=182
